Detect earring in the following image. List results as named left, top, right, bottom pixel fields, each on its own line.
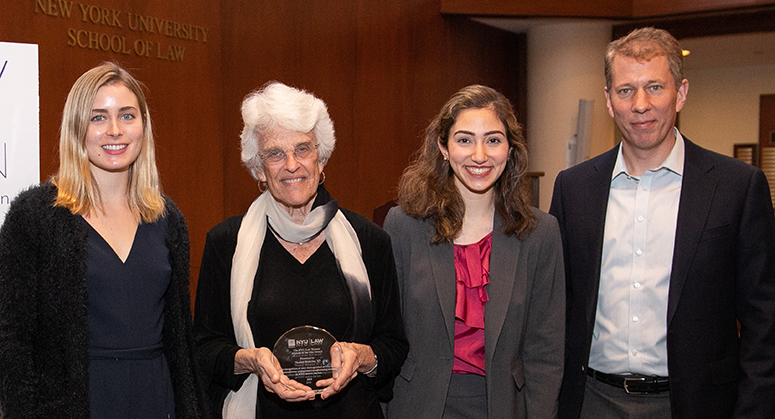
left=258, top=181, right=267, bottom=192
left=319, top=172, right=326, bottom=185
left=443, top=155, right=448, bottom=161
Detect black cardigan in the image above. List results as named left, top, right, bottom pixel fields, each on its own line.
left=0, top=183, right=209, bottom=418
left=193, top=188, right=408, bottom=417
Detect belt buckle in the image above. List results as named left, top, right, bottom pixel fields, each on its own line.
left=623, top=376, right=647, bottom=394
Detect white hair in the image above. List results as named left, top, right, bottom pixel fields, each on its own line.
left=240, top=81, right=335, bottom=179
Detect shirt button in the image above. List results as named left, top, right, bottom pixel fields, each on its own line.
left=634, top=283, right=641, bottom=289
left=641, top=186, right=647, bottom=191
left=636, top=249, right=643, bottom=256
left=632, top=350, right=638, bottom=356
left=633, top=316, right=639, bottom=322
left=638, top=215, right=644, bottom=222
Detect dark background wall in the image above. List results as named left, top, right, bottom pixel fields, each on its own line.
left=762, top=95, right=775, bottom=150
left=0, top=0, right=525, bottom=292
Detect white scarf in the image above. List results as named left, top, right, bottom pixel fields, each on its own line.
left=222, top=191, right=372, bottom=418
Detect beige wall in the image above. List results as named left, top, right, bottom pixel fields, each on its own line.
left=526, top=21, right=615, bottom=211
left=681, top=63, right=775, bottom=156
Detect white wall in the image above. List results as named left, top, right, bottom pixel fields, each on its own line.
left=680, top=63, right=775, bottom=156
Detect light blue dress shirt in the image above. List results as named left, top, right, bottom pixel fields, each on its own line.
left=588, top=129, right=685, bottom=377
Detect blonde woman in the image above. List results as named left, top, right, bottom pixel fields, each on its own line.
left=0, top=62, right=208, bottom=418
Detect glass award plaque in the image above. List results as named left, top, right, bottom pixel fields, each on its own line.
left=272, top=325, right=339, bottom=393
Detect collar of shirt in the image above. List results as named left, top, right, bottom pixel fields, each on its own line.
left=612, top=127, right=686, bottom=181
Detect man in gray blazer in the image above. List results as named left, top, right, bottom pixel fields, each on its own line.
left=550, top=27, right=775, bottom=418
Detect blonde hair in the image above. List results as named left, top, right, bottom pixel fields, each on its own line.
left=52, top=62, right=165, bottom=222
left=605, top=27, right=684, bottom=90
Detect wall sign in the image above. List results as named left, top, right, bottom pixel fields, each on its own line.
left=0, top=42, right=40, bottom=224
left=33, top=1, right=210, bottom=62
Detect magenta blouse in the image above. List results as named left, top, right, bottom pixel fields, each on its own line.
left=452, top=232, right=492, bottom=375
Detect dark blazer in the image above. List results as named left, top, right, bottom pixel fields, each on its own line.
left=384, top=206, right=565, bottom=419
left=0, top=183, right=210, bottom=418
left=550, top=137, right=775, bottom=419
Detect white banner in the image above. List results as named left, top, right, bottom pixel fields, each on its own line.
left=0, top=42, right=39, bottom=224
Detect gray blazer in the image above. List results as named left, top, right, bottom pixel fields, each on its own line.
left=384, top=206, right=565, bottom=419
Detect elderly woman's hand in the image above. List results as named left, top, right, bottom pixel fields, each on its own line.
left=235, top=347, right=316, bottom=402
left=316, top=342, right=377, bottom=400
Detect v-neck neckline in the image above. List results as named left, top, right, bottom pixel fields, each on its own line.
left=81, top=216, right=139, bottom=264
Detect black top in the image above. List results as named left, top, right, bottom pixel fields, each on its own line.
left=252, top=231, right=362, bottom=418
left=249, top=230, right=352, bottom=349
left=85, top=218, right=176, bottom=418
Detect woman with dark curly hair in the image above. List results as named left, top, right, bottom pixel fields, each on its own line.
left=385, top=85, right=565, bottom=419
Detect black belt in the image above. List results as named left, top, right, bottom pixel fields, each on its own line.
left=587, top=367, right=670, bottom=394
left=89, top=344, right=164, bottom=360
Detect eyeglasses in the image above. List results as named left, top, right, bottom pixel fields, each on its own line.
left=258, top=143, right=319, bottom=165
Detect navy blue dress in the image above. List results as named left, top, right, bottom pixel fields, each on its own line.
left=84, top=217, right=176, bottom=419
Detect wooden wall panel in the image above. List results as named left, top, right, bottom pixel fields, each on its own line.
left=1, top=0, right=223, bottom=291
left=2, top=0, right=525, bottom=296
left=761, top=94, right=775, bottom=149
left=219, top=0, right=526, bottom=223
left=440, top=0, right=631, bottom=18
left=441, top=0, right=775, bottom=18
left=632, top=0, right=775, bottom=17
left=612, top=6, right=775, bottom=40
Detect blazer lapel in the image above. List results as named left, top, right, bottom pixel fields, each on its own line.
left=428, top=240, right=457, bottom=349
left=484, top=216, right=520, bottom=364
left=667, top=138, right=716, bottom=325
left=585, top=146, right=618, bottom=325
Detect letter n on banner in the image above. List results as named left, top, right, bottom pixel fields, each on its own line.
left=0, top=42, right=39, bottom=225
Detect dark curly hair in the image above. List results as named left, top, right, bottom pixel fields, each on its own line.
left=397, top=85, right=536, bottom=243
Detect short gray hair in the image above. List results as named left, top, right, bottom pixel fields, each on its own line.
left=240, top=81, right=335, bottom=179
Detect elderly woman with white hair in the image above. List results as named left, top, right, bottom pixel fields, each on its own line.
left=193, top=81, right=408, bottom=419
